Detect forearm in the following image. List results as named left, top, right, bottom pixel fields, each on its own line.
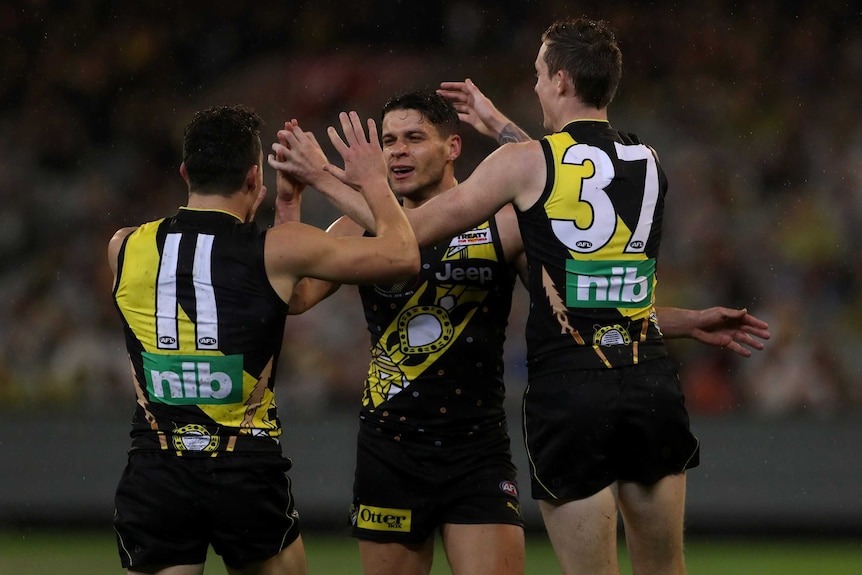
left=363, top=179, right=409, bottom=242
left=655, top=306, right=695, bottom=339
left=314, top=172, right=378, bottom=233
left=274, top=196, right=300, bottom=226
left=496, top=122, right=532, bottom=145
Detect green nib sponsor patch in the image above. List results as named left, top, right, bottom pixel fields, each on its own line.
left=143, top=353, right=243, bottom=404
left=565, top=259, right=654, bottom=308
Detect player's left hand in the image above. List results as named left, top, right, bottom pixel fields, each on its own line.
left=689, top=307, right=771, bottom=357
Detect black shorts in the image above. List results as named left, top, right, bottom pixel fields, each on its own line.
left=114, top=451, right=301, bottom=570
left=523, top=356, right=699, bottom=500
left=350, top=424, right=523, bottom=543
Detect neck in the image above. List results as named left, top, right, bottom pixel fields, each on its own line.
left=553, top=102, right=608, bottom=132
left=187, top=191, right=248, bottom=222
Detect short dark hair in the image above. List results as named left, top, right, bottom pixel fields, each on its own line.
left=542, top=18, right=622, bottom=109
left=182, top=105, right=262, bottom=194
left=381, top=91, right=460, bottom=138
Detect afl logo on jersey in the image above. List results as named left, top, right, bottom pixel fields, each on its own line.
left=499, top=480, right=518, bottom=497
left=575, top=240, right=593, bottom=250
left=159, top=336, right=177, bottom=346
left=198, top=336, right=217, bottom=346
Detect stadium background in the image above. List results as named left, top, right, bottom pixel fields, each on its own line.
left=1, top=0, right=860, bottom=549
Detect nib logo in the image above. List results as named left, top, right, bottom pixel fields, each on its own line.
left=565, top=259, right=655, bottom=309
left=143, top=353, right=243, bottom=405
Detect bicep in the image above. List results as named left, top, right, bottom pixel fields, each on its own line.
left=268, top=219, right=401, bottom=287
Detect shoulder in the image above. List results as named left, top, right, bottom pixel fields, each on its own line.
left=107, top=226, right=139, bottom=277
left=470, top=140, right=545, bottom=200
left=485, top=141, right=546, bottom=211
left=494, top=139, right=544, bottom=161
left=108, top=226, right=138, bottom=255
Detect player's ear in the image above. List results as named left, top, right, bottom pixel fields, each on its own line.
left=245, top=164, right=260, bottom=192
left=557, top=70, right=573, bottom=95
left=179, top=162, right=190, bottom=184
left=448, top=134, right=462, bottom=162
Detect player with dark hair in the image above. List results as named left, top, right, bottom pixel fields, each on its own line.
left=274, top=17, right=770, bottom=575
left=109, top=105, right=418, bottom=575
left=270, top=77, right=768, bottom=574
left=278, top=90, right=528, bottom=575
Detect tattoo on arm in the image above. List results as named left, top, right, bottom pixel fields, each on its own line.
left=497, top=122, right=531, bottom=145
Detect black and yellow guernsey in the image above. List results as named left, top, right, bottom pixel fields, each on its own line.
left=358, top=217, right=516, bottom=443
left=518, top=120, right=670, bottom=371
left=113, top=207, right=288, bottom=456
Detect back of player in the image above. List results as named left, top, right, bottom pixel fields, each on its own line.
left=517, top=119, right=699, bottom=500
left=112, top=208, right=301, bottom=571
left=114, top=209, right=288, bottom=454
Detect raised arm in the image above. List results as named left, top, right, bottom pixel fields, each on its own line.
left=269, top=120, right=306, bottom=226
left=264, top=112, right=419, bottom=303
left=267, top=120, right=379, bottom=233
left=438, top=78, right=532, bottom=144
left=657, top=306, right=771, bottom=358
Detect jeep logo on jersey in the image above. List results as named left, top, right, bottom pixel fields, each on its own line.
left=565, top=259, right=655, bottom=309
left=356, top=505, right=411, bottom=532
left=142, top=353, right=243, bottom=405
left=435, top=262, right=493, bottom=284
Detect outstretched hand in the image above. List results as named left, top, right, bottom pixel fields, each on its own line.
left=322, top=111, right=388, bottom=193
left=687, top=307, right=771, bottom=357
left=267, top=119, right=329, bottom=189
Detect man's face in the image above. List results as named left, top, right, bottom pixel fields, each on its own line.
left=534, top=42, right=556, bottom=131
left=381, top=108, right=454, bottom=203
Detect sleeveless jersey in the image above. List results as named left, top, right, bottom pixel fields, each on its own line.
left=358, top=217, right=516, bottom=441
left=113, top=208, right=289, bottom=456
left=517, top=120, right=669, bottom=370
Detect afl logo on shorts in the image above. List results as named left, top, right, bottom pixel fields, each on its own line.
left=499, top=480, right=518, bottom=497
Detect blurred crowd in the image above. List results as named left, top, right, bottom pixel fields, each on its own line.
left=1, top=0, right=860, bottom=418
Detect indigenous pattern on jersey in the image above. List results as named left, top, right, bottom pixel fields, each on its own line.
left=358, top=218, right=515, bottom=442
left=517, top=120, right=669, bottom=370
left=113, top=208, right=288, bottom=456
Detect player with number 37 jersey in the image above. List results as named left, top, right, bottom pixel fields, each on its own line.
left=518, top=120, right=669, bottom=371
